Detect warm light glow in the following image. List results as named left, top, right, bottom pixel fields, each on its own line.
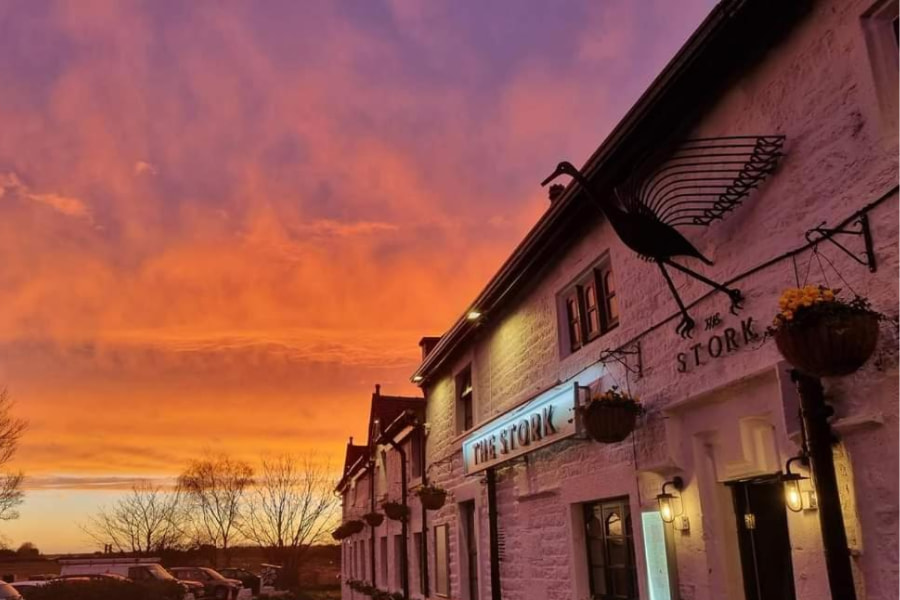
left=785, top=478, right=803, bottom=512
left=412, top=375, right=423, bottom=383
left=467, top=310, right=482, bottom=321
left=658, top=494, right=675, bottom=523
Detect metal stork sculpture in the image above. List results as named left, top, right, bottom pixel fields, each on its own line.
left=542, top=135, right=785, bottom=338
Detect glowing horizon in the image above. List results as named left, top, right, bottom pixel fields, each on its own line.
left=0, top=0, right=714, bottom=553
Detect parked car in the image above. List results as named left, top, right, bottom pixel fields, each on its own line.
left=58, top=558, right=203, bottom=599
left=8, top=580, right=50, bottom=599
left=56, top=573, right=132, bottom=583
left=169, top=567, right=242, bottom=600
left=216, top=568, right=260, bottom=596
left=0, top=583, right=23, bottom=600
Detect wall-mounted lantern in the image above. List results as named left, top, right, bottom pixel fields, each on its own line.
left=657, top=476, right=684, bottom=524
left=782, top=454, right=814, bottom=513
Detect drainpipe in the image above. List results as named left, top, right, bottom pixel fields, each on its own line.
left=388, top=439, right=410, bottom=600
left=486, top=468, right=502, bottom=600
left=419, top=424, right=430, bottom=597
left=792, top=371, right=857, bottom=600
left=369, top=460, right=376, bottom=585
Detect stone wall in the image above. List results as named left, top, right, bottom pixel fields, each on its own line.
left=342, top=0, right=898, bottom=598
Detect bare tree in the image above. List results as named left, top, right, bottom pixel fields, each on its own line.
left=178, top=454, right=253, bottom=565
left=83, top=481, right=186, bottom=554
left=240, top=454, right=339, bottom=586
left=0, top=389, right=26, bottom=521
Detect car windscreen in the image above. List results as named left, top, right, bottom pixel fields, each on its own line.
left=199, top=568, right=227, bottom=581
left=145, top=564, right=176, bottom=581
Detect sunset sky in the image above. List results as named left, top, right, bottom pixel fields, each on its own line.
left=0, top=0, right=714, bottom=553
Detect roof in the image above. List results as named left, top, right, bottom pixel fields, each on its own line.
left=367, top=385, right=425, bottom=446
left=411, top=0, right=811, bottom=385
left=342, top=441, right=368, bottom=478
left=334, top=385, right=425, bottom=492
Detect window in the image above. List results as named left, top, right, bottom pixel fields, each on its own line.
left=560, top=258, right=618, bottom=354
left=410, top=430, right=423, bottom=479
left=461, top=501, right=479, bottom=600
left=394, top=534, right=404, bottom=590
left=584, top=497, right=638, bottom=600
left=413, top=531, right=425, bottom=595
left=456, top=366, right=474, bottom=433
left=862, top=0, right=900, bottom=131
left=380, top=536, right=389, bottom=586
left=434, top=524, right=450, bottom=597
left=361, top=543, right=367, bottom=582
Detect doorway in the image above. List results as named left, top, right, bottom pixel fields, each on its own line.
left=729, top=477, right=796, bottom=600
left=461, top=500, right=479, bottom=600
left=583, top=497, right=638, bottom=600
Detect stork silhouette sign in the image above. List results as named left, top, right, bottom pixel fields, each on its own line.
left=542, top=135, right=785, bottom=338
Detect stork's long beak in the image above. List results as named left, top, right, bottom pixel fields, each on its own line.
left=541, top=166, right=565, bottom=187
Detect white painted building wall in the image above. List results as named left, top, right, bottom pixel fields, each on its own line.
left=340, top=0, right=898, bottom=598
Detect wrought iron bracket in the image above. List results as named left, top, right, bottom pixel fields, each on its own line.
left=805, top=213, right=877, bottom=273
left=598, top=341, right=643, bottom=379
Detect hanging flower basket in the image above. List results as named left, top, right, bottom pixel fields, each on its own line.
left=363, top=512, right=384, bottom=527
left=769, top=285, right=880, bottom=377
left=382, top=500, right=410, bottom=522
left=344, top=519, right=365, bottom=535
left=332, top=523, right=349, bottom=540
left=578, top=387, right=642, bottom=443
left=415, top=484, right=448, bottom=510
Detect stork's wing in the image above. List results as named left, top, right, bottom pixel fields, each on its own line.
left=618, top=135, right=785, bottom=228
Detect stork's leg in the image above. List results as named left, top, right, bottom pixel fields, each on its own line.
left=664, top=259, right=744, bottom=315
left=657, top=261, right=695, bottom=338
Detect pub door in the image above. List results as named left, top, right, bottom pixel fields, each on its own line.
left=461, top=500, right=479, bottom=600
left=584, top=497, right=638, bottom=600
left=729, top=477, right=797, bottom=600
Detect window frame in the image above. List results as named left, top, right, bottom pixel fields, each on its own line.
left=393, top=534, right=404, bottom=591
left=862, top=0, right=900, bottom=132
left=409, top=430, right=423, bottom=480
left=559, top=256, right=618, bottom=355
left=413, top=530, right=426, bottom=595
left=434, top=523, right=451, bottom=597
left=380, top=535, right=389, bottom=587
left=455, top=365, right=474, bottom=434
left=460, top=500, right=479, bottom=600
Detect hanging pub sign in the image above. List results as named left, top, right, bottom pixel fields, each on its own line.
left=461, top=380, right=586, bottom=475
left=675, top=315, right=761, bottom=373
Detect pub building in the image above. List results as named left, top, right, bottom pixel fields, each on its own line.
left=336, top=0, right=898, bottom=599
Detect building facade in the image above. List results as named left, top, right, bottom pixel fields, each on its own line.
left=338, top=0, right=898, bottom=599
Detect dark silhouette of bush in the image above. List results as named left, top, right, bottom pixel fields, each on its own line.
left=25, top=579, right=184, bottom=600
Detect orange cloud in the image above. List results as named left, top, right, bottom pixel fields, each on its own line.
left=0, top=0, right=715, bottom=553
left=0, top=172, right=91, bottom=219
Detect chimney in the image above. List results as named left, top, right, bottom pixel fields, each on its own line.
left=548, top=183, right=565, bottom=203
left=374, top=383, right=381, bottom=397
left=419, top=336, right=442, bottom=360
left=349, top=436, right=354, bottom=445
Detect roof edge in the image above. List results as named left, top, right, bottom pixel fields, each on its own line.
left=411, top=0, right=810, bottom=385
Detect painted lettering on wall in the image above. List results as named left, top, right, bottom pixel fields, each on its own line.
left=676, top=317, right=759, bottom=373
